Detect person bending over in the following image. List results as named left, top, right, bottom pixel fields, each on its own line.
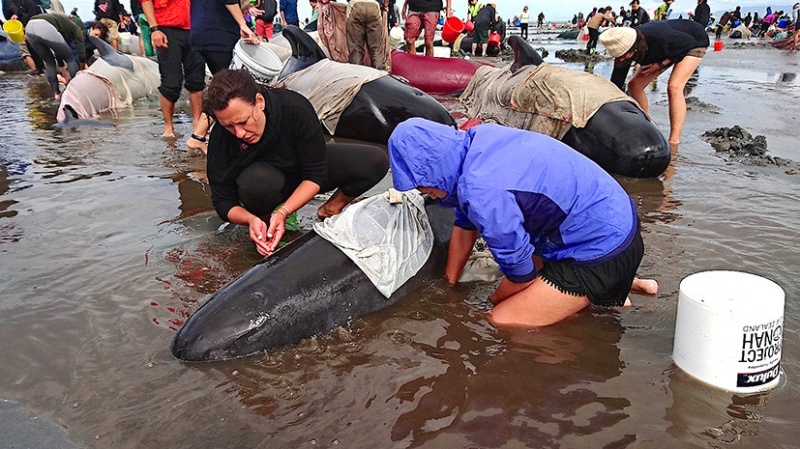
left=388, top=118, right=658, bottom=328
left=600, top=20, right=708, bottom=145
left=206, top=69, right=389, bottom=256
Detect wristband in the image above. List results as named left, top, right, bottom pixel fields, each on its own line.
left=150, top=25, right=161, bottom=32
left=190, top=133, right=206, bottom=143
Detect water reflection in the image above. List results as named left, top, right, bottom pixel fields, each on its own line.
left=665, top=367, right=776, bottom=446
left=617, top=152, right=682, bottom=224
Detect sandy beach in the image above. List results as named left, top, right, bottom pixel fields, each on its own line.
left=0, top=35, right=798, bottom=448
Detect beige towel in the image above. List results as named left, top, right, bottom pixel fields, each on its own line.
left=271, top=59, right=386, bottom=134
left=460, top=62, right=635, bottom=138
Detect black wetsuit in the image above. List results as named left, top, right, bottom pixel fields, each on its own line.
left=207, top=88, right=388, bottom=219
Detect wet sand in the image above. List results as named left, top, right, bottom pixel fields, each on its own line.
left=0, top=40, right=798, bottom=448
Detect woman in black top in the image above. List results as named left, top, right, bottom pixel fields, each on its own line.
left=600, top=20, right=709, bottom=145
left=205, top=69, right=389, bottom=256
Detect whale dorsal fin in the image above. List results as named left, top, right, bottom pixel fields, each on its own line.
left=277, top=25, right=329, bottom=80
left=508, top=36, right=544, bottom=74
left=89, top=35, right=135, bottom=71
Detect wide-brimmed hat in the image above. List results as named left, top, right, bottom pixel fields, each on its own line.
left=599, top=27, right=636, bottom=58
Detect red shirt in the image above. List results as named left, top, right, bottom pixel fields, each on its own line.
left=140, top=0, right=191, bottom=29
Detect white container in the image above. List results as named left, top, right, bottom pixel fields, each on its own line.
left=673, top=271, right=785, bottom=393
left=432, top=46, right=451, bottom=58
left=230, top=40, right=284, bottom=84
left=389, top=26, right=404, bottom=48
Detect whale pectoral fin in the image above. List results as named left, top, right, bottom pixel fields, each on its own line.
left=89, top=35, right=135, bottom=71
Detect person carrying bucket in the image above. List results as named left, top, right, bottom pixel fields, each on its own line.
left=3, top=0, right=43, bottom=72
left=600, top=20, right=708, bottom=145
left=401, top=0, right=452, bottom=56
left=470, top=1, right=495, bottom=56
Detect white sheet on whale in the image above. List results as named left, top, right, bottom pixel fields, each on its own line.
left=313, top=190, right=433, bottom=298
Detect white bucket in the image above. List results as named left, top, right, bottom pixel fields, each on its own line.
left=230, top=40, right=284, bottom=84
left=673, top=270, right=785, bottom=393
left=433, top=46, right=451, bottom=58
left=389, top=26, right=404, bottom=48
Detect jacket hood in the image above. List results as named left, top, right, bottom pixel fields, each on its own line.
left=388, top=119, right=469, bottom=196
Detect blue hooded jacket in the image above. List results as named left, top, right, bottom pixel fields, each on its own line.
left=388, top=119, right=638, bottom=283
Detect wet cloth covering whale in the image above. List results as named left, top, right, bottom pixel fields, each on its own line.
left=56, top=36, right=160, bottom=121
left=460, top=62, right=634, bottom=139
left=313, top=190, right=433, bottom=298
left=271, top=59, right=384, bottom=135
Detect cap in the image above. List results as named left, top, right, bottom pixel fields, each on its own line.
left=598, top=27, right=636, bottom=58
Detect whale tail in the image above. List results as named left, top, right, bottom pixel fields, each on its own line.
left=55, top=105, right=116, bottom=129
left=277, top=25, right=328, bottom=80
left=507, top=35, right=544, bottom=73
left=88, top=35, right=135, bottom=71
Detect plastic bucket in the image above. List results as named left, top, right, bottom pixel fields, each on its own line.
left=389, top=26, right=404, bottom=47
left=432, top=46, right=450, bottom=58
left=583, top=31, right=589, bottom=41
left=488, top=31, right=501, bottom=47
left=714, top=40, right=723, bottom=51
left=464, top=19, right=474, bottom=32
left=673, top=271, right=785, bottom=393
left=441, top=16, right=464, bottom=44
left=3, top=19, right=25, bottom=44
left=230, top=39, right=284, bottom=84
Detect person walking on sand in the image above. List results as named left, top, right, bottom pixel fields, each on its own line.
left=600, top=20, right=709, bottom=145
left=388, top=118, right=659, bottom=328
left=519, top=6, right=529, bottom=39
left=537, top=11, right=544, bottom=28
left=141, top=0, right=205, bottom=138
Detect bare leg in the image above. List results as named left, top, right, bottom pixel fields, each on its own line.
left=24, top=56, right=36, bottom=71
left=627, top=65, right=660, bottom=116
left=317, top=190, right=356, bottom=219
left=406, top=39, right=416, bottom=55
left=160, top=94, right=175, bottom=137
left=424, top=41, right=433, bottom=57
left=471, top=42, right=477, bottom=56
left=489, top=277, right=591, bottom=328
left=666, top=56, right=702, bottom=145
left=482, top=43, right=488, bottom=56
left=188, top=90, right=203, bottom=128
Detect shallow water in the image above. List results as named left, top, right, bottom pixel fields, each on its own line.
left=1, top=46, right=799, bottom=448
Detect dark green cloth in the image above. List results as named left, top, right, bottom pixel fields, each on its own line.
left=30, top=13, right=87, bottom=62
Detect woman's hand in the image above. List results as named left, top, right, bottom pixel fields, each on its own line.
left=248, top=216, right=271, bottom=256
left=264, top=211, right=287, bottom=255
left=241, top=26, right=261, bottom=44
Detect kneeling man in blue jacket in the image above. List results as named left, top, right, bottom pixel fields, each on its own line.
left=388, top=118, right=659, bottom=328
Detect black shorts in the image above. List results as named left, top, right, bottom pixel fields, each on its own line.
left=538, top=221, right=644, bottom=307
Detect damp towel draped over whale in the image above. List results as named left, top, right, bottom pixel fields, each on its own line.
left=271, top=59, right=385, bottom=134
left=460, top=62, right=634, bottom=139
left=312, top=190, right=433, bottom=298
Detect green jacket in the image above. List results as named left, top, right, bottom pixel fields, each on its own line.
left=31, top=13, right=87, bottom=63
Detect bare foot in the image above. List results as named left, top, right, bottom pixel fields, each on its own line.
left=186, top=136, right=207, bottom=155
left=631, top=278, right=659, bottom=295
left=623, top=297, right=632, bottom=306
left=316, top=203, right=344, bottom=220
left=162, top=129, right=175, bottom=138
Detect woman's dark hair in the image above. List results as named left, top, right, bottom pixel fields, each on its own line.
left=90, top=21, right=109, bottom=41
left=204, top=69, right=260, bottom=113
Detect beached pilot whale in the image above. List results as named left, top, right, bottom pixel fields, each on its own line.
left=171, top=200, right=454, bottom=361
left=55, top=36, right=160, bottom=123
left=273, top=25, right=455, bottom=145
left=461, top=36, right=670, bottom=178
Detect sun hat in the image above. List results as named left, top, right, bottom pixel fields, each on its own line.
left=599, top=27, right=636, bottom=58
